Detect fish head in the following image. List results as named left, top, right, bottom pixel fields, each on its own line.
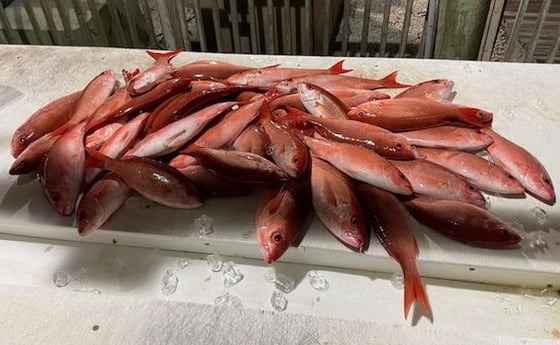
left=296, top=82, right=321, bottom=103
left=338, top=211, right=368, bottom=252
left=11, top=128, right=35, bottom=158
left=257, top=225, right=292, bottom=264
left=487, top=222, right=522, bottom=247
left=76, top=197, right=104, bottom=236
left=526, top=171, right=556, bottom=204
left=275, top=80, right=296, bottom=93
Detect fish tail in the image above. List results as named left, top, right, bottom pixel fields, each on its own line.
left=146, top=48, right=183, bottom=62
left=457, top=107, right=493, bottom=128
left=403, top=265, right=430, bottom=320
left=328, top=60, right=353, bottom=74
left=379, top=71, right=410, bottom=89
left=85, top=147, right=109, bottom=170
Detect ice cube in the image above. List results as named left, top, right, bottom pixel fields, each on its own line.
left=271, top=291, right=288, bottom=312
left=307, top=271, right=329, bottom=291
left=530, top=207, right=548, bottom=227
left=274, top=273, right=295, bottom=294
left=222, top=261, right=244, bottom=287
left=53, top=271, right=71, bottom=288
left=509, top=221, right=524, bottom=232
left=176, top=258, right=190, bottom=269
left=195, top=214, right=214, bottom=236
left=161, top=269, right=179, bottom=296
left=207, top=254, right=224, bottom=272
left=391, top=272, right=404, bottom=289
left=263, top=268, right=277, bottom=283
left=214, top=291, right=243, bottom=309
left=523, top=231, right=548, bottom=251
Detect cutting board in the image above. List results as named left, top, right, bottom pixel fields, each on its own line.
left=0, top=46, right=558, bottom=288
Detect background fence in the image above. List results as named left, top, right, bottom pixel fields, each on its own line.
left=0, top=0, right=558, bottom=63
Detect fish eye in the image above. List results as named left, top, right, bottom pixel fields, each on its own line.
left=350, top=215, right=360, bottom=227
left=19, top=137, right=26, bottom=144
left=500, top=229, right=510, bottom=239
left=507, top=175, right=515, bottom=180
left=543, top=177, right=551, bottom=185
left=292, top=157, right=299, bottom=163
left=476, top=129, right=482, bottom=134
left=272, top=233, right=284, bottom=243
left=399, top=172, right=406, bottom=179
left=358, top=111, right=365, bottom=117
left=468, top=185, right=476, bottom=191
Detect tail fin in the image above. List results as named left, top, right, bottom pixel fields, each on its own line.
left=146, top=48, right=183, bottom=62
left=122, top=68, right=140, bottom=83
left=403, top=266, right=430, bottom=320
left=457, top=106, right=493, bottom=128
left=328, top=60, right=353, bottom=74
left=380, top=71, right=411, bottom=89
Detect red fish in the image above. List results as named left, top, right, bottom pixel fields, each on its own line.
left=310, top=156, right=368, bottom=252
left=297, top=82, right=348, bottom=119
left=190, top=80, right=228, bottom=92
left=11, top=90, right=81, bottom=158
left=256, top=180, right=310, bottom=263
left=400, top=126, right=493, bottom=151
left=174, top=59, right=257, bottom=80
left=226, top=60, right=352, bottom=88
left=358, top=184, right=430, bottom=319
left=174, top=164, right=250, bottom=197
left=395, top=79, right=455, bottom=101
left=281, top=108, right=419, bottom=160
left=187, top=147, right=289, bottom=183
left=128, top=49, right=182, bottom=95
left=85, top=148, right=202, bottom=209
left=10, top=130, right=63, bottom=175
left=89, top=87, right=132, bottom=123
left=260, top=97, right=309, bottom=178
left=274, top=70, right=409, bottom=93
left=304, top=136, right=413, bottom=195
left=69, top=70, right=117, bottom=124
left=391, top=160, right=486, bottom=206
left=85, top=122, right=124, bottom=150
left=232, top=124, right=270, bottom=157
left=76, top=174, right=131, bottom=236
left=348, top=98, right=493, bottom=131
left=418, top=147, right=525, bottom=195
left=404, top=197, right=522, bottom=248
left=481, top=128, right=555, bottom=205
left=40, top=122, right=87, bottom=216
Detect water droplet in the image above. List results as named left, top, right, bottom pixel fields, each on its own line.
left=274, top=273, right=295, bottom=294
left=214, top=291, right=243, bottom=309
left=522, top=231, right=548, bottom=252
left=530, top=207, right=548, bottom=227
left=222, top=261, right=244, bottom=287
left=484, top=196, right=492, bottom=210
left=391, top=272, right=404, bottom=289
left=271, top=291, right=288, bottom=312
left=195, top=214, right=214, bottom=236
left=207, top=254, right=224, bottom=272
left=263, top=268, right=277, bottom=283
left=161, top=269, right=179, bottom=296
left=53, top=271, right=71, bottom=288
left=306, top=271, right=329, bottom=291
left=176, top=258, right=190, bottom=269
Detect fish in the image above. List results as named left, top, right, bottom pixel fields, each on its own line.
left=85, top=122, right=125, bottom=150
left=260, top=97, right=309, bottom=178
left=187, top=146, right=290, bottom=183
left=183, top=97, right=264, bottom=151
left=126, top=101, right=236, bottom=158
left=190, top=80, right=228, bottom=92
left=297, top=82, right=348, bottom=119
left=310, top=156, right=368, bottom=252
left=89, top=87, right=132, bottom=123
left=232, top=124, right=270, bottom=157
left=256, top=180, right=311, bottom=263
left=358, top=184, right=430, bottom=319
left=274, top=70, right=409, bottom=93
left=85, top=112, right=150, bottom=184
left=304, top=136, right=413, bottom=195
left=11, top=90, right=81, bottom=158
left=347, top=98, right=493, bottom=131
left=404, top=197, right=522, bottom=248
left=40, top=122, right=87, bottom=216
left=69, top=70, right=117, bottom=124
left=391, top=160, right=486, bottom=206
left=400, top=125, right=493, bottom=151
left=174, top=164, right=250, bottom=197
left=76, top=174, right=131, bottom=236
left=268, top=89, right=390, bottom=111
left=173, top=59, right=257, bottom=80
left=281, top=107, right=419, bottom=160
left=481, top=128, right=555, bottom=204
left=128, top=49, right=182, bottom=95
left=85, top=148, right=202, bottom=209
left=226, top=60, right=352, bottom=88
left=418, top=147, right=525, bottom=195
left=168, top=154, right=199, bottom=171
left=395, top=79, right=455, bottom=101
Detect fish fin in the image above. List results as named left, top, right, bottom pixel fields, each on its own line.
left=379, top=71, right=410, bottom=89
left=84, top=147, right=109, bottom=170
left=122, top=68, right=140, bottom=83
left=403, top=266, right=430, bottom=320
left=260, top=63, right=281, bottom=69
left=328, top=60, right=353, bottom=74
left=146, top=48, right=183, bottom=62
left=456, top=107, right=493, bottom=128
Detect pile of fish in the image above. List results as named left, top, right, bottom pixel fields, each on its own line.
left=9, top=50, right=555, bottom=319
